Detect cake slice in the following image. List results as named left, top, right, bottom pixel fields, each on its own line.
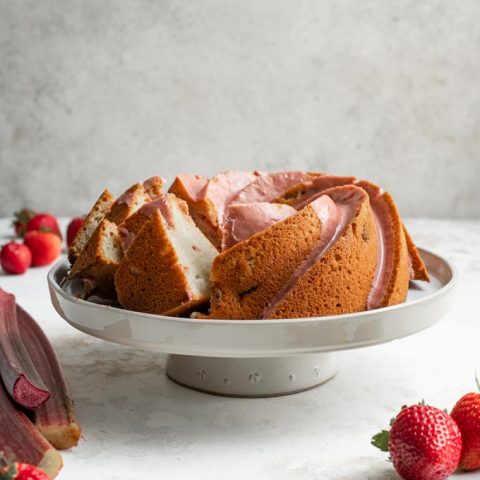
left=276, top=175, right=429, bottom=289
left=68, top=219, right=123, bottom=296
left=106, top=183, right=152, bottom=225
left=114, top=195, right=218, bottom=316
left=117, top=195, right=177, bottom=253
left=142, top=176, right=164, bottom=199
left=68, top=189, right=114, bottom=265
left=67, top=181, right=155, bottom=294
left=264, top=185, right=378, bottom=318
left=169, top=171, right=261, bottom=249
left=403, top=224, right=430, bottom=282
left=205, top=197, right=337, bottom=319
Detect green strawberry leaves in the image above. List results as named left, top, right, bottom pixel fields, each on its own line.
left=371, top=430, right=390, bottom=452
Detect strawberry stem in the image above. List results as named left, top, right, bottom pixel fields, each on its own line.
left=371, top=430, right=390, bottom=452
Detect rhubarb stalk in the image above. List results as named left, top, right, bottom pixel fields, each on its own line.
left=0, top=380, right=63, bottom=478
left=16, top=304, right=81, bottom=450
left=0, top=289, right=50, bottom=409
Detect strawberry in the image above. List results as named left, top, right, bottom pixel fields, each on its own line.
left=66, top=217, right=84, bottom=247
left=25, top=214, right=61, bottom=239
left=23, top=232, right=62, bottom=267
left=0, top=463, right=49, bottom=480
left=12, top=209, right=36, bottom=237
left=451, top=377, right=480, bottom=470
left=372, top=402, right=462, bottom=480
left=0, top=454, right=49, bottom=480
left=0, top=242, right=32, bottom=274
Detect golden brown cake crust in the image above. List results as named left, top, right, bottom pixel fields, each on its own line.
left=114, top=210, right=205, bottom=316
left=377, top=192, right=410, bottom=308
left=106, top=183, right=151, bottom=225
left=68, top=189, right=114, bottom=265
left=266, top=193, right=377, bottom=318
left=68, top=219, right=122, bottom=295
left=402, top=224, right=430, bottom=282
left=143, top=176, right=164, bottom=198
left=206, top=205, right=327, bottom=319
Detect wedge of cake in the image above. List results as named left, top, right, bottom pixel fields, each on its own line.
left=68, top=219, right=123, bottom=296
left=263, top=185, right=378, bottom=318
left=67, top=180, right=158, bottom=294
left=114, top=195, right=218, bottom=316
left=205, top=195, right=341, bottom=319
left=68, top=189, right=114, bottom=265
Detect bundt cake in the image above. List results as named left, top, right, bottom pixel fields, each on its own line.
left=68, top=170, right=429, bottom=319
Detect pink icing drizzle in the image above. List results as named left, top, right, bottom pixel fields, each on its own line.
left=139, top=194, right=174, bottom=227
left=291, top=175, right=358, bottom=210
left=223, top=202, right=297, bottom=250
left=229, top=171, right=314, bottom=205
left=203, top=171, right=262, bottom=225
left=355, top=181, right=395, bottom=310
left=174, top=174, right=209, bottom=201
left=262, top=186, right=366, bottom=319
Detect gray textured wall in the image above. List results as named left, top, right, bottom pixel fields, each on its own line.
left=1, top=1, right=479, bottom=218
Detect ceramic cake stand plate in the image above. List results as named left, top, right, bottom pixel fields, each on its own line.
left=48, top=248, right=456, bottom=397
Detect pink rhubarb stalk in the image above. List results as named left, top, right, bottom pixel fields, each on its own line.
left=0, top=289, right=50, bottom=408
left=16, top=304, right=81, bottom=450
left=0, top=380, right=63, bottom=478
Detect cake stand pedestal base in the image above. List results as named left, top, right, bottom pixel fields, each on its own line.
left=166, top=352, right=337, bottom=397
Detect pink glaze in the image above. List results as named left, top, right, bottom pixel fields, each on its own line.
left=229, top=171, right=314, bottom=205
left=138, top=194, right=174, bottom=227
left=202, top=170, right=262, bottom=225
left=355, top=181, right=395, bottom=310
left=173, top=174, right=209, bottom=201
left=291, top=175, right=358, bottom=210
left=262, top=186, right=367, bottom=319
left=223, top=202, right=297, bottom=250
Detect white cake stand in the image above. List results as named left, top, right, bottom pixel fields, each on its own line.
left=47, top=248, right=455, bottom=397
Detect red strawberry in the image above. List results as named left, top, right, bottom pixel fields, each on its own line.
left=0, top=242, right=32, bottom=274
left=66, top=217, right=84, bottom=247
left=372, top=403, right=462, bottom=480
left=0, top=463, right=49, bottom=480
left=25, top=214, right=61, bottom=239
left=24, top=231, right=62, bottom=267
left=12, top=209, right=36, bottom=237
left=451, top=378, right=480, bottom=470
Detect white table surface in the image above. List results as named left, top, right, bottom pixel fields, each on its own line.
left=1, top=217, right=479, bottom=480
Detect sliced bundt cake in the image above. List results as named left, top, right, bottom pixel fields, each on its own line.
left=114, top=196, right=218, bottom=316
left=68, top=180, right=160, bottom=294
left=276, top=175, right=429, bottom=286
left=206, top=185, right=378, bottom=320
left=205, top=192, right=353, bottom=319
